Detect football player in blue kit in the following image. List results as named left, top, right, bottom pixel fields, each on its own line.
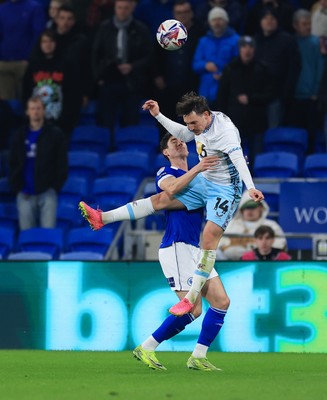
left=133, top=132, right=229, bottom=371
left=79, top=92, right=263, bottom=316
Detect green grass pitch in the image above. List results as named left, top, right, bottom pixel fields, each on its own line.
left=0, top=351, right=326, bottom=400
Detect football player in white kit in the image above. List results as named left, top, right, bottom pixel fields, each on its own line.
left=133, top=132, right=229, bottom=371
left=79, top=92, right=263, bottom=315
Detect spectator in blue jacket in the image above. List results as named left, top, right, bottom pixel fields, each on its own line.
left=0, top=0, right=46, bottom=99
left=286, top=9, right=325, bottom=152
left=192, top=7, right=239, bottom=107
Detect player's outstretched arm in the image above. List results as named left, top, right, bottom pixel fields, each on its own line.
left=142, top=99, right=194, bottom=142
left=160, top=155, right=219, bottom=196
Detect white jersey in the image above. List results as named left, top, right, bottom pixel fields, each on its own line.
left=156, top=111, right=255, bottom=189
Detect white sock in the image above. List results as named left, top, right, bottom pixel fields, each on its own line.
left=141, top=335, right=160, bottom=351
left=185, top=249, right=216, bottom=304
left=102, top=198, right=155, bottom=224
left=192, top=343, right=208, bottom=359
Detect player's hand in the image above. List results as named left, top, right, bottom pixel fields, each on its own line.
left=248, top=188, right=264, bottom=202
left=197, top=155, right=219, bottom=172
left=142, top=100, right=160, bottom=117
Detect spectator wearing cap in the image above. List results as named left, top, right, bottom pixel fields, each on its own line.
left=217, top=190, right=286, bottom=260
left=244, top=0, right=295, bottom=36
left=254, top=7, right=301, bottom=128
left=286, top=9, right=325, bottom=153
left=216, top=35, right=273, bottom=163
left=192, top=6, right=239, bottom=107
left=241, top=225, right=291, bottom=261
left=195, top=0, right=245, bottom=34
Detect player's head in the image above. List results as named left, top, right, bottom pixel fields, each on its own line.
left=176, top=92, right=212, bottom=136
left=160, top=132, right=188, bottom=161
left=254, top=225, right=275, bottom=254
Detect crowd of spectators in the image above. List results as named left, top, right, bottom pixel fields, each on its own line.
left=0, top=0, right=326, bottom=260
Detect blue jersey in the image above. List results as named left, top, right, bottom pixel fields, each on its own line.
left=156, top=166, right=204, bottom=248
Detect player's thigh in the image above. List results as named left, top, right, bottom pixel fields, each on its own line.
left=202, top=276, right=230, bottom=310
left=158, top=242, right=199, bottom=291
left=206, top=182, right=242, bottom=231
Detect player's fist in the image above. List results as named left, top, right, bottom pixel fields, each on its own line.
left=248, top=188, right=264, bottom=202
left=142, top=100, right=160, bottom=117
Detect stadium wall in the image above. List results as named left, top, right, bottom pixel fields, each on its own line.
left=0, top=261, right=326, bottom=352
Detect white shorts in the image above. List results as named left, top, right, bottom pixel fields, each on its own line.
left=158, top=242, right=218, bottom=291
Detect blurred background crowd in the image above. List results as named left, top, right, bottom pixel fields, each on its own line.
left=0, top=0, right=326, bottom=261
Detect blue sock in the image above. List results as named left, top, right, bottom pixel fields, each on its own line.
left=152, top=314, right=194, bottom=343
left=197, top=307, right=227, bottom=347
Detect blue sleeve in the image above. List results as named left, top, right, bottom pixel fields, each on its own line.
left=193, top=37, right=208, bottom=74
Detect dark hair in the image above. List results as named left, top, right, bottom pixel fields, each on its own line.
left=58, top=4, right=75, bottom=15
left=174, top=0, right=192, bottom=8
left=40, top=29, right=57, bottom=42
left=254, top=225, right=275, bottom=239
left=160, top=132, right=173, bottom=159
left=176, top=92, right=210, bottom=116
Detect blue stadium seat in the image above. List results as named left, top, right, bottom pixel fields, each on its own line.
left=8, top=251, right=52, bottom=260
left=17, top=228, right=63, bottom=259
left=60, top=251, right=104, bottom=260
left=254, top=152, right=299, bottom=178
left=70, top=125, right=110, bottom=157
left=56, top=203, right=83, bottom=233
left=0, top=203, right=18, bottom=232
left=315, top=131, right=326, bottom=153
left=114, top=125, right=160, bottom=153
left=264, top=126, right=308, bottom=164
left=58, top=176, right=89, bottom=206
left=79, top=100, right=98, bottom=126
left=104, top=151, right=150, bottom=181
left=92, top=176, right=139, bottom=210
left=255, top=183, right=280, bottom=217
left=7, top=99, right=24, bottom=117
left=68, top=150, right=101, bottom=189
left=0, top=227, right=15, bottom=259
left=303, top=154, right=327, bottom=178
left=66, top=227, right=115, bottom=256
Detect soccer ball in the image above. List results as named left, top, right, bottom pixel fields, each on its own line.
left=156, top=19, right=188, bottom=51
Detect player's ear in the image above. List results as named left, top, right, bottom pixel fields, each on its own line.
left=162, top=148, right=169, bottom=158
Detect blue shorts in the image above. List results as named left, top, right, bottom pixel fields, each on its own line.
left=175, top=175, right=242, bottom=230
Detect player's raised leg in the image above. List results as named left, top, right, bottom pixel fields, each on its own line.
left=79, top=193, right=185, bottom=230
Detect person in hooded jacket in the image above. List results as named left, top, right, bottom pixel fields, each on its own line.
left=217, top=190, right=286, bottom=260
left=192, top=6, right=239, bottom=107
